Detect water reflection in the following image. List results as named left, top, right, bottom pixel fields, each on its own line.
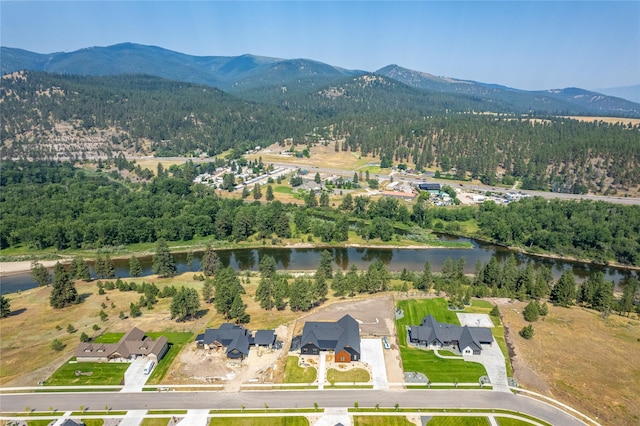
left=2, top=240, right=638, bottom=294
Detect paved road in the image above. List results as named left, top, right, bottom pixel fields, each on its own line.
left=0, top=389, right=586, bottom=425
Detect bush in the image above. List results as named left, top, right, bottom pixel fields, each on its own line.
left=66, top=324, right=76, bottom=333
left=523, top=301, right=539, bottom=322
left=51, top=339, right=65, bottom=351
left=519, top=325, right=535, bottom=339
left=80, top=332, right=90, bottom=342
left=490, top=305, right=500, bottom=317
left=92, top=324, right=100, bottom=331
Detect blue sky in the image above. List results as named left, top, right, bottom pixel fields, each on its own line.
left=1, top=1, right=638, bottom=90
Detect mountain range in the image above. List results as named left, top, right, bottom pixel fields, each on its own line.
left=2, top=42, right=639, bottom=117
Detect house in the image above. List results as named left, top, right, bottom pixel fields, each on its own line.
left=300, top=314, right=361, bottom=362
left=75, top=327, right=169, bottom=363
left=196, top=324, right=276, bottom=359
left=408, top=315, right=493, bottom=355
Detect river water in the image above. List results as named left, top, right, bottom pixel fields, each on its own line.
left=1, top=238, right=636, bottom=295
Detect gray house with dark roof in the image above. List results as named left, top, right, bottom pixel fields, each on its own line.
left=196, top=324, right=276, bottom=359
left=408, top=315, right=493, bottom=355
left=300, top=314, right=361, bottom=362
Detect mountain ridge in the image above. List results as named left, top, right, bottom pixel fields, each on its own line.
left=2, top=43, right=639, bottom=117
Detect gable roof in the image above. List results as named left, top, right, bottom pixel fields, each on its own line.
left=301, top=314, right=360, bottom=355
left=411, top=315, right=493, bottom=350
left=197, top=324, right=275, bottom=356
left=75, top=328, right=167, bottom=360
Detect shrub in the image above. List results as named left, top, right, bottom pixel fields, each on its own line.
left=523, top=301, right=539, bottom=322
left=51, top=339, right=65, bottom=351
left=490, top=305, right=500, bottom=317
left=66, top=324, right=76, bottom=333
left=80, top=332, right=90, bottom=343
left=519, top=325, right=535, bottom=339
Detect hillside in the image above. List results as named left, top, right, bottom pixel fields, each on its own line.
left=3, top=43, right=639, bottom=117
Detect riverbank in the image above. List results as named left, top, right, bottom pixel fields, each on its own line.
left=0, top=240, right=472, bottom=278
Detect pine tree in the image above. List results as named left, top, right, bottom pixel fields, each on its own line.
left=129, top=256, right=142, bottom=277
left=0, top=295, right=11, bottom=318
left=332, top=269, right=346, bottom=297
left=550, top=270, right=576, bottom=307
left=69, top=257, right=91, bottom=281
left=252, top=183, right=262, bottom=200
left=201, top=245, right=220, bottom=276
left=152, top=239, right=176, bottom=278
left=313, top=271, right=328, bottom=305
left=523, top=301, right=539, bottom=322
left=229, top=293, right=249, bottom=324
left=266, top=185, right=275, bottom=201
left=170, top=287, right=201, bottom=321
left=318, top=250, right=333, bottom=278
left=31, top=261, right=51, bottom=287
left=202, top=278, right=214, bottom=304
left=50, top=262, right=80, bottom=309
left=289, top=277, right=312, bottom=311
left=255, top=277, right=274, bottom=310
left=273, top=275, right=289, bottom=310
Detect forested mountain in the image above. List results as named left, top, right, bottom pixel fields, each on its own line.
left=376, top=65, right=640, bottom=117
left=0, top=71, right=309, bottom=158
left=2, top=71, right=639, bottom=194
left=3, top=44, right=639, bottom=117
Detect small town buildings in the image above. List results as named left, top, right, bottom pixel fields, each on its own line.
left=300, top=314, right=361, bottom=362
left=417, top=182, right=441, bottom=194
left=408, top=315, right=493, bottom=355
left=75, top=327, right=169, bottom=363
left=196, top=324, right=276, bottom=360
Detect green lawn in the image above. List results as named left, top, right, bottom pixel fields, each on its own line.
left=146, top=332, right=193, bottom=384
left=283, top=356, right=317, bottom=384
left=45, top=360, right=130, bottom=386
left=141, top=419, right=170, bottom=426
left=82, top=420, right=104, bottom=426
left=396, top=298, right=460, bottom=345
left=209, top=417, right=308, bottom=426
left=427, top=417, right=490, bottom=426
left=496, top=418, right=535, bottom=426
left=400, top=347, right=486, bottom=382
left=327, top=368, right=370, bottom=383
left=396, top=298, right=489, bottom=382
left=353, top=416, right=415, bottom=426
left=93, top=333, right=125, bottom=343
left=273, top=186, right=294, bottom=194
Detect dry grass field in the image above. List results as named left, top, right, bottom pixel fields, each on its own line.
left=500, top=300, right=640, bottom=426
left=564, top=116, right=640, bottom=126
left=249, top=142, right=375, bottom=171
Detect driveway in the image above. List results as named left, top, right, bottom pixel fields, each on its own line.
left=463, top=343, right=509, bottom=392
left=122, top=358, right=152, bottom=392
left=360, top=338, right=388, bottom=389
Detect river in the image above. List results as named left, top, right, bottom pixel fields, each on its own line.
left=1, top=238, right=637, bottom=295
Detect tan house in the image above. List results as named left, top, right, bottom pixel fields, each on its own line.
left=75, top=327, right=168, bottom=363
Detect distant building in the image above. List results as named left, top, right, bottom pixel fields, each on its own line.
left=417, top=183, right=441, bottom=193
left=300, top=314, right=361, bottom=362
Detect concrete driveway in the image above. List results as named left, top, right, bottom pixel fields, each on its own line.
left=122, top=358, right=152, bottom=392
left=360, top=338, right=388, bottom=389
left=463, top=343, right=509, bottom=392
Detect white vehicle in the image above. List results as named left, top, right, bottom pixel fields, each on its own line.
left=143, top=360, right=155, bottom=375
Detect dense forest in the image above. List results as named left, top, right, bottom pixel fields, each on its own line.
left=2, top=161, right=640, bottom=268
left=2, top=72, right=639, bottom=194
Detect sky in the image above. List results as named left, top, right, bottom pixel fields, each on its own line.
left=1, top=1, right=639, bottom=91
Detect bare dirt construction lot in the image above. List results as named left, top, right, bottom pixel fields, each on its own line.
left=165, top=324, right=288, bottom=391
left=500, top=300, right=640, bottom=426
left=291, top=295, right=405, bottom=385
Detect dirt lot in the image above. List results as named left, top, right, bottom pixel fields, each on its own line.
left=166, top=324, right=289, bottom=391
left=499, top=300, right=640, bottom=426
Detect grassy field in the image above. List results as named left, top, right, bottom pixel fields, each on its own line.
left=427, top=417, right=490, bottom=426
left=495, top=418, right=532, bottom=426
left=283, top=356, right=317, bottom=384
left=45, top=360, right=130, bottom=386
left=93, top=333, right=125, bottom=343
left=208, top=417, right=309, bottom=426
left=140, top=419, right=170, bottom=426
left=353, top=417, right=415, bottom=426
left=326, top=368, right=370, bottom=383
left=501, top=301, right=640, bottom=426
